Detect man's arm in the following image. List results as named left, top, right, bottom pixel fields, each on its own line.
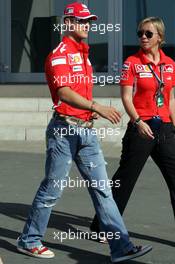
left=57, top=86, right=121, bottom=124
left=169, top=88, right=175, bottom=126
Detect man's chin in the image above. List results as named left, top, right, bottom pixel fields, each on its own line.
left=72, top=32, right=89, bottom=41
left=77, top=32, right=89, bottom=39
left=80, top=35, right=88, bottom=40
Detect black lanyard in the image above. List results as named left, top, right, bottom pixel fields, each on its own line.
left=147, top=64, right=165, bottom=96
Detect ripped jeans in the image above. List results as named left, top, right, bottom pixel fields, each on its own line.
left=18, top=117, right=133, bottom=259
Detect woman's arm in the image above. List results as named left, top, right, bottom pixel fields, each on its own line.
left=121, top=86, right=140, bottom=122
left=169, top=88, right=175, bottom=126
left=121, top=86, right=154, bottom=139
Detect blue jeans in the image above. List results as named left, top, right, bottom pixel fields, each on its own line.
left=18, top=117, right=134, bottom=260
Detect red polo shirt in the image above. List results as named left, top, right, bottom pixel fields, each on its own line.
left=120, top=49, right=175, bottom=122
left=45, top=36, right=93, bottom=121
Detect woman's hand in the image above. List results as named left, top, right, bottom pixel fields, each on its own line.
left=137, top=120, right=155, bottom=139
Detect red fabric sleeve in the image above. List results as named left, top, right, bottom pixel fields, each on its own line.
left=120, top=59, right=135, bottom=87
left=172, top=61, right=175, bottom=87
left=45, top=55, right=72, bottom=90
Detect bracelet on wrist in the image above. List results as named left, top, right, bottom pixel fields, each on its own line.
left=90, top=101, right=96, bottom=112
left=134, top=117, right=141, bottom=126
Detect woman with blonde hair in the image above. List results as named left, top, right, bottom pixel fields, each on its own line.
left=91, top=16, right=175, bottom=236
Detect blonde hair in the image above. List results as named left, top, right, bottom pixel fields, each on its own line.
left=138, top=17, right=165, bottom=47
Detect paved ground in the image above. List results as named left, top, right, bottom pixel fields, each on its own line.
left=0, top=141, right=174, bottom=264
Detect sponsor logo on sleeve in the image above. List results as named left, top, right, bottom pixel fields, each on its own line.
left=60, top=44, right=67, bottom=54
left=53, top=43, right=67, bottom=54
left=68, top=53, right=83, bottom=65
left=51, top=57, right=66, bottom=66
left=163, top=64, right=173, bottom=73
left=139, top=72, right=153, bottom=78
left=122, top=62, right=131, bottom=71
left=72, top=65, right=83, bottom=72
left=135, top=64, right=151, bottom=73
left=120, top=71, right=129, bottom=80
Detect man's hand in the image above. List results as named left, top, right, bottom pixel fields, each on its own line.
left=137, top=120, right=154, bottom=139
left=57, top=87, right=121, bottom=123
left=91, top=112, right=100, bottom=120
left=92, top=103, right=121, bottom=124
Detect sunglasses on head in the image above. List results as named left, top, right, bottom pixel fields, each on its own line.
left=137, top=30, right=158, bottom=39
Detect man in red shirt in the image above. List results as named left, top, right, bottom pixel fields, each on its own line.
left=16, top=3, right=152, bottom=262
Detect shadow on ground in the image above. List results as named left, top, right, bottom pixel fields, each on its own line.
left=0, top=202, right=174, bottom=264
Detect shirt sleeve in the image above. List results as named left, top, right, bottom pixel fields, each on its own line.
left=45, top=55, right=71, bottom=90
left=120, top=59, right=135, bottom=86
left=172, top=61, right=175, bottom=87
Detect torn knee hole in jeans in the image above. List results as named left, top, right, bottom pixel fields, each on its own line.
left=89, top=161, right=98, bottom=168
left=87, top=160, right=108, bottom=170
left=43, top=197, right=57, bottom=208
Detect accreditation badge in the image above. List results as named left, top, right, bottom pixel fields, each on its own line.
left=156, top=93, right=164, bottom=107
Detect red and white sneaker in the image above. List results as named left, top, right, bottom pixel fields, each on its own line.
left=17, top=244, right=55, bottom=258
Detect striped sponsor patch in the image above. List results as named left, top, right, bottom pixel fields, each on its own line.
left=139, top=72, right=153, bottom=78
left=51, top=57, right=66, bottom=66
left=73, top=65, right=83, bottom=72
left=122, top=62, right=130, bottom=71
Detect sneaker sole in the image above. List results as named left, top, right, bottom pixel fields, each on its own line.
left=17, top=247, right=55, bottom=259
left=111, top=245, right=152, bottom=263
